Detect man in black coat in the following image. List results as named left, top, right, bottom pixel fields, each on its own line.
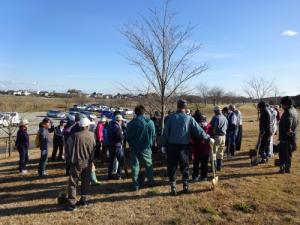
left=52, top=119, right=66, bottom=161
left=278, top=96, right=298, bottom=173
left=257, top=101, right=272, bottom=163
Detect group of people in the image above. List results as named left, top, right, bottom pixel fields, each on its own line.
left=14, top=96, right=298, bottom=211
left=257, top=97, right=298, bottom=173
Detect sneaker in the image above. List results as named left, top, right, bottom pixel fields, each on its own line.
left=39, top=172, right=48, bottom=178
left=65, top=204, right=77, bottom=211
left=76, top=199, right=88, bottom=207
left=259, top=158, right=268, bottom=164
left=21, top=170, right=28, bottom=175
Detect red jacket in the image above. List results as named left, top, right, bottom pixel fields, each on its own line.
left=95, top=122, right=105, bottom=142
left=191, top=123, right=213, bottom=157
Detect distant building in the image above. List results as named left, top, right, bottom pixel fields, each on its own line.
left=21, top=90, right=31, bottom=96
left=67, top=89, right=83, bottom=96
left=91, top=92, right=103, bottom=98
left=103, top=94, right=113, bottom=99
left=39, top=91, right=49, bottom=97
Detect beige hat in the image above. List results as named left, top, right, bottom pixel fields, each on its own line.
left=20, top=119, right=29, bottom=126
left=115, top=114, right=124, bottom=121
left=213, top=106, right=221, bottom=112
left=79, top=118, right=91, bottom=127
left=100, top=117, right=107, bottom=122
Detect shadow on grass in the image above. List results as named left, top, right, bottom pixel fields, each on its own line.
left=0, top=203, right=62, bottom=217
left=220, top=171, right=279, bottom=181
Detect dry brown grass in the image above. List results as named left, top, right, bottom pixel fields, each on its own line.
left=0, top=104, right=300, bottom=225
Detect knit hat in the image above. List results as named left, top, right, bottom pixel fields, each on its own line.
left=177, top=99, right=187, bottom=109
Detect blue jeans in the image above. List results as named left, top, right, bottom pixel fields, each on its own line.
left=227, top=130, right=237, bottom=156
left=18, top=146, right=28, bottom=172
left=38, top=149, right=48, bottom=175
left=108, top=146, right=124, bottom=177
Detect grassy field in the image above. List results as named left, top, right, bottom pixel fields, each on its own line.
left=0, top=104, right=300, bottom=225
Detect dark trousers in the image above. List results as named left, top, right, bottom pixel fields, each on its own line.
left=52, top=141, right=63, bottom=159
left=94, top=140, right=102, bottom=160
left=259, top=135, right=270, bottom=160
left=18, top=147, right=28, bottom=172
left=193, top=154, right=209, bottom=179
left=108, top=146, right=125, bottom=177
left=68, top=163, right=91, bottom=205
left=166, top=144, right=190, bottom=184
left=279, top=141, right=293, bottom=169
left=236, top=125, right=243, bottom=151
left=38, top=149, right=48, bottom=175
left=227, top=131, right=237, bottom=156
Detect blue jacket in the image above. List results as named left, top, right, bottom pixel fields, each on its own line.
left=162, top=112, right=210, bottom=146
left=127, top=115, right=156, bottom=151
left=211, top=113, right=228, bottom=136
left=39, top=126, right=54, bottom=151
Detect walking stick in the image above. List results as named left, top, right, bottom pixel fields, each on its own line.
left=210, top=144, right=218, bottom=190
left=250, top=131, right=264, bottom=166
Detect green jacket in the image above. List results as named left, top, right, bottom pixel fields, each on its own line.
left=127, top=115, right=156, bottom=151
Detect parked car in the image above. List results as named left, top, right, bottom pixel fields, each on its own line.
left=101, top=110, right=114, bottom=119
left=46, top=110, right=66, bottom=118
left=81, top=111, right=97, bottom=121
left=0, top=115, right=9, bottom=128
left=66, top=111, right=81, bottom=121
left=124, top=109, right=134, bottom=115
left=0, top=112, right=20, bottom=126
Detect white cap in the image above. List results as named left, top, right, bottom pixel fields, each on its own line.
left=115, top=114, right=124, bottom=121
left=100, top=117, right=107, bottom=122
left=79, top=117, right=91, bottom=127
left=20, top=119, right=29, bottom=126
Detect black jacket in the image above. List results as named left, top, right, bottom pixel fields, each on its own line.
left=259, top=108, right=272, bottom=137
left=279, top=106, right=298, bottom=141
left=53, top=125, right=64, bottom=144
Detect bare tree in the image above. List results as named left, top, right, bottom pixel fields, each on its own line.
left=207, top=86, right=224, bottom=106
left=197, top=83, right=210, bottom=106
left=121, top=1, right=208, bottom=129
left=243, top=76, right=275, bottom=100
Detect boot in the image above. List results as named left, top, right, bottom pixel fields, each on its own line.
left=170, top=182, right=177, bottom=196
left=279, top=164, right=285, bottom=174
left=216, top=159, right=222, bottom=171
left=182, top=180, right=189, bottom=194
left=90, top=171, right=100, bottom=185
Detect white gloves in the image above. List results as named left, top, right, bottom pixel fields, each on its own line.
left=209, top=138, right=215, bottom=145
left=161, top=147, right=166, bottom=154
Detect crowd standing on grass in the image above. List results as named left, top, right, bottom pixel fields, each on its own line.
left=13, top=96, right=298, bottom=211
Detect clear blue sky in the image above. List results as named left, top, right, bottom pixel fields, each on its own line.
left=0, top=0, right=299, bottom=96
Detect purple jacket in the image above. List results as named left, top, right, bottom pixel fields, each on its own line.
left=16, top=128, right=29, bottom=151
left=108, top=121, right=123, bottom=147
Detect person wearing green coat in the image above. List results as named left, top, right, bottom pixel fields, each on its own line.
left=127, top=105, right=156, bottom=191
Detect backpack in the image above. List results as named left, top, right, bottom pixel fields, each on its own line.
left=35, top=131, right=40, bottom=148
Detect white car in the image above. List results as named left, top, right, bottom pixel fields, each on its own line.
left=47, top=110, right=66, bottom=118
left=0, top=115, right=9, bottom=128
left=124, top=109, right=134, bottom=115
left=0, top=112, right=20, bottom=126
